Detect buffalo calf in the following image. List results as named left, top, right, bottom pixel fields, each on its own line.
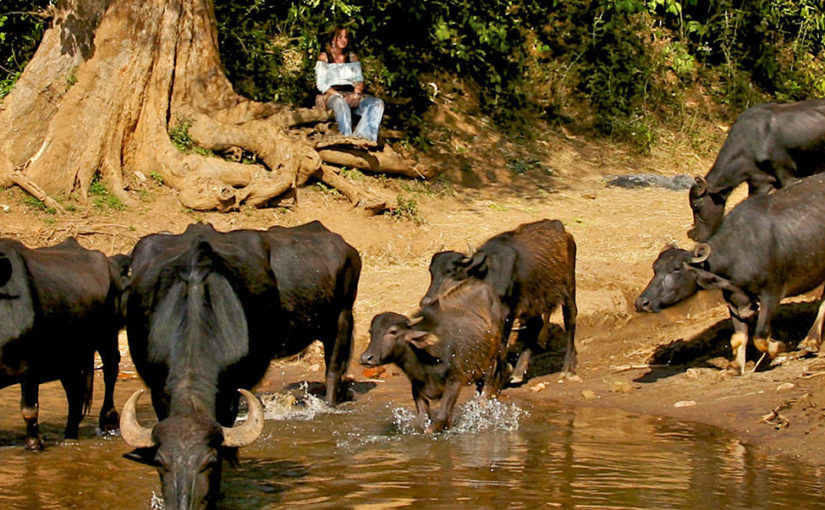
left=421, top=219, right=577, bottom=384
left=361, top=279, right=506, bottom=432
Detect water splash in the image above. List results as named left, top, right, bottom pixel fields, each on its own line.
left=388, top=396, right=527, bottom=436
left=260, top=382, right=347, bottom=421
left=450, top=396, right=527, bottom=433
left=149, top=491, right=165, bottom=509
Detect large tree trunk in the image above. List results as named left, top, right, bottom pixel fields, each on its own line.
left=0, top=0, right=402, bottom=212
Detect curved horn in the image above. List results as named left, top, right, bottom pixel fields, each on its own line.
left=690, top=176, right=708, bottom=197
left=407, top=315, right=424, bottom=326
left=692, top=243, right=712, bottom=264
left=222, top=389, right=264, bottom=447
left=120, top=390, right=155, bottom=448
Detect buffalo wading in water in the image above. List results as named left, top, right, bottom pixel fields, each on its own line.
left=688, top=98, right=825, bottom=242
left=361, top=278, right=507, bottom=432
left=638, top=174, right=825, bottom=374
left=421, top=219, right=577, bottom=385
left=0, top=238, right=126, bottom=450
left=120, top=221, right=360, bottom=509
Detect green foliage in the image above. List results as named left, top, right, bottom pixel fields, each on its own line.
left=22, top=195, right=53, bottom=213
left=90, top=180, right=126, bottom=211
left=149, top=171, right=164, bottom=185
left=0, top=1, right=51, bottom=98
left=388, top=194, right=422, bottom=224
left=5, top=0, right=825, bottom=153
left=169, top=119, right=195, bottom=152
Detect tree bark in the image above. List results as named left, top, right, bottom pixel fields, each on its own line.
left=0, top=0, right=426, bottom=212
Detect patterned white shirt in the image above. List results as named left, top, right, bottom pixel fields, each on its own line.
left=315, top=61, right=364, bottom=93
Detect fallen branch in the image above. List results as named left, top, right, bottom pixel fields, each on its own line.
left=610, top=364, right=668, bottom=373
left=11, top=171, right=67, bottom=214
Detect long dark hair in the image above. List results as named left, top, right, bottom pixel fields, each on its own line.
left=324, top=25, right=356, bottom=60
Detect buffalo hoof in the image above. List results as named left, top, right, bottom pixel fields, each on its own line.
left=767, top=340, right=787, bottom=358
left=798, top=338, right=822, bottom=354
left=25, top=437, right=44, bottom=451
left=99, top=409, right=120, bottom=433
left=725, top=360, right=745, bottom=376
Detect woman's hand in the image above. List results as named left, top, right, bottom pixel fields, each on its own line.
left=344, top=92, right=362, bottom=108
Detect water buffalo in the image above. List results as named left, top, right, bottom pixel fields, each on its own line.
left=637, top=173, right=825, bottom=373
left=120, top=221, right=360, bottom=509
left=421, top=219, right=577, bottom=384
left=688, top=98, right=825, bottom=242
left=0, top=237, right=126, bottom=449
left=361, top=278, right=507, bottom=432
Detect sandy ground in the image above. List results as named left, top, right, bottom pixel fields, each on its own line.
left=2, top=122, right=824, bottom=469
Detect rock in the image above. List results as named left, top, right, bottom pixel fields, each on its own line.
left=581, top=390, right=598, bottom=400
left=674, top=400, right=696, bottom=408
left=776, top=382, right=795, bottom=392
left=609, top=380, right=634, bottom=394
left=530, top=382, right=547, bottom=392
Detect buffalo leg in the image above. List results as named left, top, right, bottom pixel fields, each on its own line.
left=323, top=308, right=354, bottom=406
left=97, top=334, right=121, bottom=432
left=411, top=384, right=431, bottom=432
left=752, top=293, right=786, bottom=358
left=60, top=369, right=88, bottom=440
left=20, top=382, right=42, bottom=450
left=561, top=294, right=578, bottom=377
left=510, top=316, right=543, bottom=385
left=727, top=312, right=750, bottom=376
left=431, top=380, right=463, bottom=432
left=482, top=348, right=508, bottom=398
left=799, top=290, right=825, bottom=353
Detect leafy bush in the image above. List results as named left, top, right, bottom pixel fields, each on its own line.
left=0, top=1, right=51, bottom=99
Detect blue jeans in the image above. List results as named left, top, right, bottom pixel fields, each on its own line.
left=327, top=95, right=385, bottom=142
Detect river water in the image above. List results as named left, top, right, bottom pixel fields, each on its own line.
left=0, top=377, right=820, bottom=509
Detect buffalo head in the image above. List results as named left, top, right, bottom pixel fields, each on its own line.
left=120, top=389, right=264, bottom=510
left=360, top=312, right=436, bottom=366
left=420, top=250, right=485, bottom=307
left=635, top=245, right=706, bottom=313
left=688, top=176, right=726, bottom=242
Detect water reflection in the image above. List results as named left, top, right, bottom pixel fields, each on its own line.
left=0, top=379, right=820, bottom=508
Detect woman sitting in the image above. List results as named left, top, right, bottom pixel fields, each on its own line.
left=315, top=25, right=385, bottom=147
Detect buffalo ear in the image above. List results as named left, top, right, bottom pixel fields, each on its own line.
left=405, top=330, right=439, bottom=350
left=122, top=446, right=160, bottom=467
left=685, top=264, right=734, bottom=291
left=465, top=252, right=489, bottom=278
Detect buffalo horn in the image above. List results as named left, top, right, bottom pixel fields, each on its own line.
left=691, top=176, right=708, bottom=197
left=407, top=315, right=424, bottom=327
left=692, top=243, right=712, bottom=264
left=120, top=389, right=155, bottom=448
left=222, top=389, right=265, bottom=447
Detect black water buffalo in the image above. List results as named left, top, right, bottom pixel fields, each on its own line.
left=688, top=98, right=825, bottom=242
left=421, top=219, right=577, bottom=384
left=120, top=221, right=360, bottom=509
left=637, top=173, right=825, bottom=374
left=0, top=238, right=126, bottom=450
left=361, top=278, right=507, bottom=432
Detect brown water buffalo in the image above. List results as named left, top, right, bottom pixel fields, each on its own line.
left=361, top=278, right=507, bottom=432
left=421, top=219, right=577, bottom=384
